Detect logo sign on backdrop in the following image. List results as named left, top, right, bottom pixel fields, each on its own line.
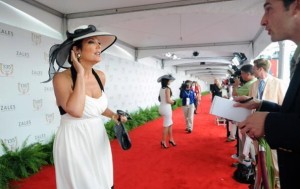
left=45, top=113, right=54, bottom=124
left=0, top=63, right=14, bottom=76
left=16, top=51, right=30, bottom=58
left=31, top=32, right=42, bottom=46
left=44, top=86, right=54, bottom=92
left=0, top=104, right=16, bottom=112
left=0, top=28, right=13, bottom=37
left=31, top=70, right=43, bottom=77
left=18, top=83, right=30, bottom=94
left=33, top=99, right=43, bottom=111
left=18, top=120, right=32, bottom=127
left=2, top=137, right=18, bottom=151
left=34, top=133, right=46, bottom=143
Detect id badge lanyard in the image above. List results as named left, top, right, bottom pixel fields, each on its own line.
left=185, top=90, right=190, bottom=105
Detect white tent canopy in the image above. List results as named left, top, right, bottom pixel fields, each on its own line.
left=1, top=0, right=271, bottom=81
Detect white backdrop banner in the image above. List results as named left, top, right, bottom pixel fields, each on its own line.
left=0, top=23, right=61, bottom=155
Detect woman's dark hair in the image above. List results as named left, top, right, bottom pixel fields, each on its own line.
left=161, top=78, right=172, bottom=96
left=67, top=39, right=83, bottom=64
left=161, top=78, right=169, bottom=88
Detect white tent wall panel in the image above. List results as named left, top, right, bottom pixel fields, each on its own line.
left=0, top=0, right=63, bottom=40
left=105, top=44, right=136, bottom=62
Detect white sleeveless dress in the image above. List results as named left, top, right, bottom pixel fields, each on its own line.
left=159, top=88, right=173, bottom=127
left=53, top=93, right=113, bottom=189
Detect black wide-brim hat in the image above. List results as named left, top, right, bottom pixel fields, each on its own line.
left=52, top=25, right=117, bottom=68
left=157, top=74, right=175, bottom=82
left=43, top=25, right=117, bottom=82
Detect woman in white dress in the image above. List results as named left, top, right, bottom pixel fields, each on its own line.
left=45, top=25, right=126, bottom=189
left=157, top=74, right=176, bottom=148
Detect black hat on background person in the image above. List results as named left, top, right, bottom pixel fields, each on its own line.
left=157, top=74, right=175, bottom=82
left=43, top=24, right=117, bottom=82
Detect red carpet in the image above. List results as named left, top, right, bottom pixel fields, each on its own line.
left=11, top=95, right=248, bottom=189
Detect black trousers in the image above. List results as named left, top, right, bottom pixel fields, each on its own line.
left=236, top=128, right=239, bottom=156
left=226, top=119, right=230, bottom=137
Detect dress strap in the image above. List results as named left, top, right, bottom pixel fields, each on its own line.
left=92, top=68, right=104, bottom=92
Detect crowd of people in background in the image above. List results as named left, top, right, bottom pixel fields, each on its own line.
left=157, top=53, right=290, bottom=189
left=211, top=57, right=289, bottom=188
left=158, top=77, right=202, bottom=147
left=209, top=2, right=300, bottom=188
left=158, top=54, right=290, bottom=187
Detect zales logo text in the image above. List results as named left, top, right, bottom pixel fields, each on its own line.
left=35, top=133, right=46, bottom=142
left=18, top=120, right=31, bottom=127
left=0, top=28, right=13, bottom=37
left=32, top=70, right=43, bottom=76
left=16, top=51, right=30, bottom=58
left=1, top=104, right=16, bottom=112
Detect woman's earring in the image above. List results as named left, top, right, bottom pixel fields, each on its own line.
left=77, top=53, right=81, bottom=61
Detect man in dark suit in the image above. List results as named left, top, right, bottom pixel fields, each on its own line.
left=210, top=79, right=222, bottom=102
left=235, top=0, right=300, bottom=188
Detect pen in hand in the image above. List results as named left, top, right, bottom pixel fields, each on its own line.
left=239, top=97, right=253, bottom=103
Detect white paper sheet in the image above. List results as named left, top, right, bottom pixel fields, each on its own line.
left=209, top=96, right=252, bottom=122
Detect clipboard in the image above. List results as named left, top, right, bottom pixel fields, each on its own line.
left=209, top=96, right=251, bottom=122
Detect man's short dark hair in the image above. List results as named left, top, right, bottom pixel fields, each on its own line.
left=283, top=0, right=296, bottom=10
left=240, top=64, right=254, bottom=75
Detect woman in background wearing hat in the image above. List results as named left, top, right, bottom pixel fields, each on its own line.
left=158, top=74, right=176, bottom=148
left=46, top=25, right=126, bottom=189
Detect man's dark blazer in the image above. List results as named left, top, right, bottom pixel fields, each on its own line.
left=260, top=58, right=300, bottom=189
left=210, top=84, right=222, bottom=100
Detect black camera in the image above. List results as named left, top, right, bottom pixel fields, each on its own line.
left=228, top=65, right=243, bottom=85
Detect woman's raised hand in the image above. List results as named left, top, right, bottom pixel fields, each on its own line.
left=71, top=50, right=84, bottom=75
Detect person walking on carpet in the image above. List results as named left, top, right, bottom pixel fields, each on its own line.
left=180, top=80, right=195, bottom=133
left=191, top=81, right=201, bottom=114
left=158, top=74, right=177, bottom=148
